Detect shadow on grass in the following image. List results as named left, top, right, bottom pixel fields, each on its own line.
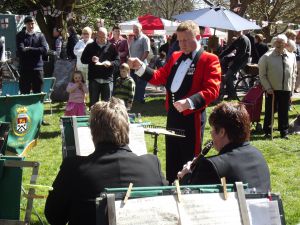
left=292, top=99, right=300, bottom=105
left=39, top=131, right=61, bottom=139
left=131, top=97, right=167, bottom=117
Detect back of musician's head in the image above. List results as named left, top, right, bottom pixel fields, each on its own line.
left=90, top=97, right=129, bottom=147
left=209, top=102, right=250, bottom=144
left=176, top=20, right=200, bottom=37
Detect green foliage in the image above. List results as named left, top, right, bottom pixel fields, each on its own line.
left=21, top=97, right=300, bottom=224
left=73, top=0, right=142, bottom=32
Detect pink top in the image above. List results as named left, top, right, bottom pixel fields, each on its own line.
left=66, top=82, right=88, bottom=103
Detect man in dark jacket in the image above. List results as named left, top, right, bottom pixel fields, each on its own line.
left=66, top=26, right=78, bottom=60
left=45, top=97, right=167, bottom=225
left=252, top=34, right=269, bottom=64
left=81, top=27, right=120, bottom=107
left=16, top=16, right=48, bottom=94
left=219, top=30, right=251, bottom=99
left=178, top=102, right=271, bottom=193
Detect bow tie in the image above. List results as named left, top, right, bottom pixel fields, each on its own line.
left=182, top=52, right=193, bottom=61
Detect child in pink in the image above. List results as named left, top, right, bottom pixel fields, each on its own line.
left=65, top=71, right=88, bottom=116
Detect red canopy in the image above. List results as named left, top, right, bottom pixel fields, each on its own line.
left=201, top=27, right=212, bottom=38
left=138, top=14, right=165, bottom=30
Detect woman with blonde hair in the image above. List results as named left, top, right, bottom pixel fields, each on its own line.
left=74, top=26, right=93, bottom=82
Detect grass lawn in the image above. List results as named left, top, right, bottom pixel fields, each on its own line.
left=21, top=97, right=300, bottom=225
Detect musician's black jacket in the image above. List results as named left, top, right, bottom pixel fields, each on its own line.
left=44, top=143, right=167, bottom=225
left=190, top=142, right=271, bottom=193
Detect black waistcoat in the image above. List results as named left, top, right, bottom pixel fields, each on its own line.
left=166, top=49, right=203, bottom=107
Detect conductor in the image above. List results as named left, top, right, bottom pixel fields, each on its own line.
left=128, top=20, right=221, bottom=183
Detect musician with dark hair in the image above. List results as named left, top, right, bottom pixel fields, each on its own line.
left=178, top=102, right=271, bottom=193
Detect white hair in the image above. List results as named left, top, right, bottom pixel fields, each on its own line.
left=133, top=23, right=142, bottom=30
left=286, top=39, right=296, bottom=52
left=98, top=27, right=107, bottom=35
left=274, top=34, right=288, bottom=43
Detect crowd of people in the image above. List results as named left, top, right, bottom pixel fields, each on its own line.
left=9, top=15, right=300, bottom=225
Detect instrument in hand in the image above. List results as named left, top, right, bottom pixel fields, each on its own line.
left=179, top=140, right=213, bottom=185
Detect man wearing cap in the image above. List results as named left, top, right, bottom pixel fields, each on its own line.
left=16, top=16, right=49, bottom=94
left=128, top=20, right=221, bottom=183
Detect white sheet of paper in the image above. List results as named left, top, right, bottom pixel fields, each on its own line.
left=246, top=198, right=281, bottom=225
left=73, top=119, right=147, bottom=156
left=75, top=126, right=95, bottom=156
left=113, top=193, right=243, bottom=225
left=128, top=124, right=147, bottom=156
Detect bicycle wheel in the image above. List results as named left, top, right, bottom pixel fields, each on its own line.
left=234, top=75, right=256, bottom=101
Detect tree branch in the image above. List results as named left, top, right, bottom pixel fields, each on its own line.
left=74, top=0, right=99, bottom=9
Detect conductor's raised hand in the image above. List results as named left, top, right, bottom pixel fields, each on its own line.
left=127, top=57, right=143, bottom=70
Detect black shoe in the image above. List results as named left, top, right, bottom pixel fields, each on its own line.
left=264, top=133, right=271, bottom=139
left=42, top=120, right=50, bottom=126
left=280, top=134, right=289, bottom=140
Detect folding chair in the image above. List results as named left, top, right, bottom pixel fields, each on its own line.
left=0, top=156, right=40, bottom=225
left=1, top=80, right=19, bottom=96
left=0, top=122, right=10, bottom=155
left=42, top=77, right=56, bottom=115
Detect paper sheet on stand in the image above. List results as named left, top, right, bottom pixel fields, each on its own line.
left=247, top=198, right=281, bottom=225
left=74, top=124, right=147, bottom=156
left=113, top=193, right=243, bottom=225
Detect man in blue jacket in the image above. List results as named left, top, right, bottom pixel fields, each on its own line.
left=16, top=16, right=48, bottom=94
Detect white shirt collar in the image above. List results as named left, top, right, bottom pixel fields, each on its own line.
left=192, top=42, right=201, bottom=58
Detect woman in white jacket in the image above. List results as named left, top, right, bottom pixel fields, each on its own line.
left=73, top=26, right=93, bottom=83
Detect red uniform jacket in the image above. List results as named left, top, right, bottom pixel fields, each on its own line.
left=142, top=50, right=221, bottom=115
left=140, top=50, right=221, bottom=155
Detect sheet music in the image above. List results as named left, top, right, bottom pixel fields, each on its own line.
left=246, top=199, right=281, bottom=225
left=75, top=126, right=95, bottom=156
left=178, top=193, right=242, bottom=225
left=115, top=195, right=178, bottom=225
left=113, top=193, right=243, bottom=225
left=128, top=124, right=147, bottom=156
left=73, top=120, right=147, bottom=156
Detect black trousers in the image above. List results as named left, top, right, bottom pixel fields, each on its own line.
left=89, top=80, right=113, bottom=108
left=19, top=70, right=44, bottom=94
left=263, top=90, right=290, bottom=136
left=166, top=107, right=206, bottom=184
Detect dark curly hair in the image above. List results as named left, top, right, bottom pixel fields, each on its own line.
left=209, top=102, right=251, bottom=144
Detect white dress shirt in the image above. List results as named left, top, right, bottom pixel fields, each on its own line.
left=136, top=43, right=201, bottom=109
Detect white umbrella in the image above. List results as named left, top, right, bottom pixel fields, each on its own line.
left=173, top=7, right=261, bottom=31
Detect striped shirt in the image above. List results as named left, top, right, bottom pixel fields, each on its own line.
left=113, top=76, right=135, bottom=105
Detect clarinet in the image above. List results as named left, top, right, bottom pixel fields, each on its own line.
left=179, top=140, right=214, bottom=185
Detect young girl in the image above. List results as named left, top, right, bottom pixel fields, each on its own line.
left=65, top=71, right=88, bottom=116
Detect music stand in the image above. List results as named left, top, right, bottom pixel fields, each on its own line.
left=143, top=125, right=185, bottom=155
